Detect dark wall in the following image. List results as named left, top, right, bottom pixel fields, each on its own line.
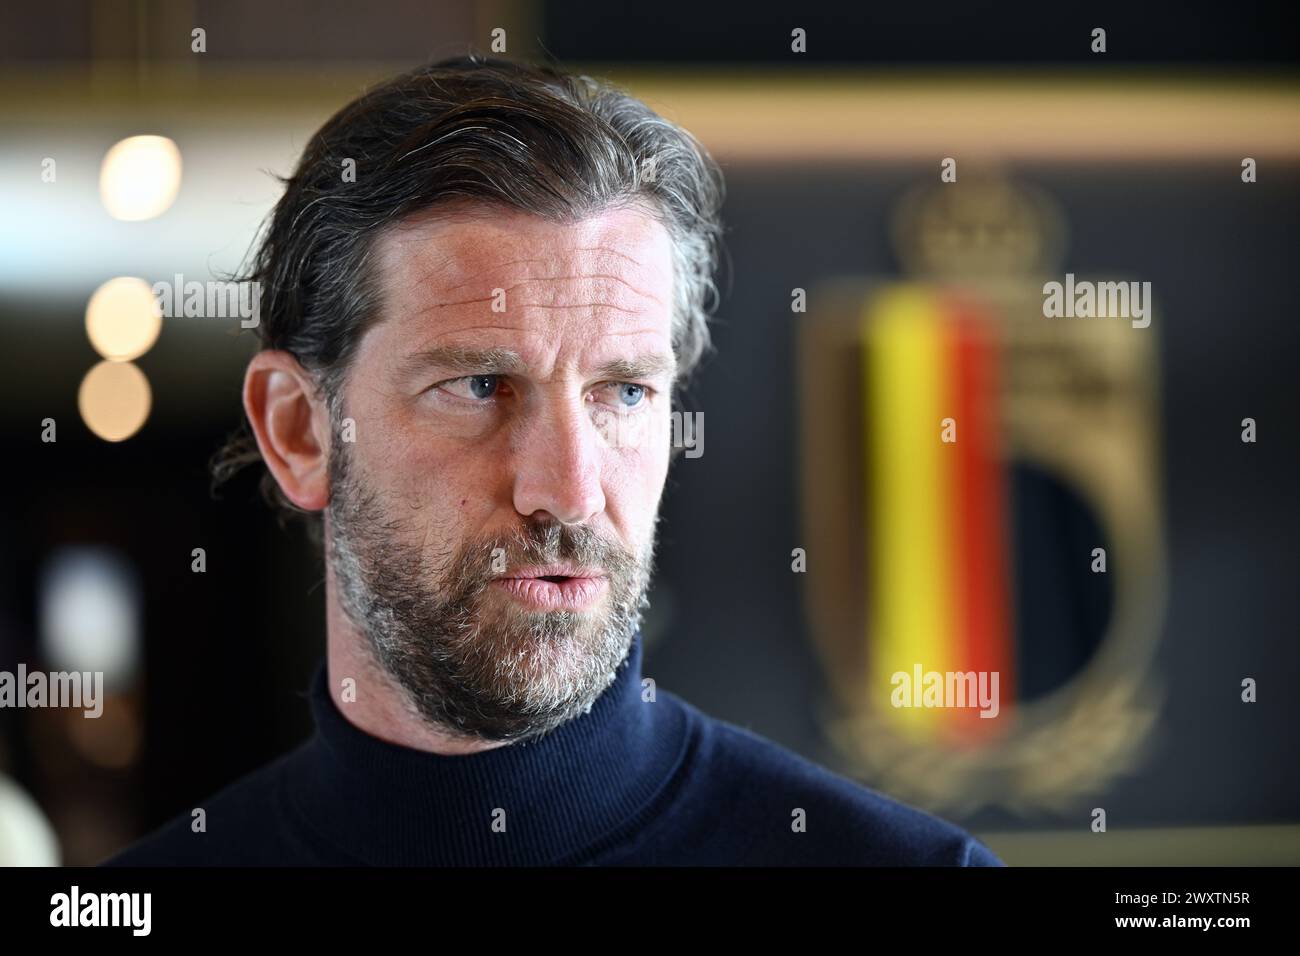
left=2, top=161, right=1297, bottom=848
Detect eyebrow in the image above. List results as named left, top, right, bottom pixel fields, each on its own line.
left=397, top=345, right=527, bottom=378
left=396, top=345, right=677, bottom=383
left=593, top=354, right=678, bottom=381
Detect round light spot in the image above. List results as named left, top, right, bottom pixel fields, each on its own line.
left=40, top=546, right=141, bottom=688
left=78, top=360, right=151, bottom=442
left=99, top=135, right=182, bottom=221
left=0, top=777, right=59, bottom=865
left=85, top=276, right=162, bottom=362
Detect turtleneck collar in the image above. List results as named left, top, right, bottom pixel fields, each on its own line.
left=285, top=633, right=691, bottom=865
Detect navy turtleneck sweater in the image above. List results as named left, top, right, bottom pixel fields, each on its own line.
left=103, top=635, right=1002, bottom=866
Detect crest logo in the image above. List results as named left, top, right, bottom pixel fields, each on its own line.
left=798, top=173, right=1167, bottom=814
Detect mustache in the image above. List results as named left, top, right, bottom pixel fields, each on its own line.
left=453, top=518, right=638, bottom=584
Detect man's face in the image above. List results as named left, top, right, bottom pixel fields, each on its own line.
left=326, top=202, right=677, bottom=742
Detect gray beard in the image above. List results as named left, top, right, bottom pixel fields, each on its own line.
left=325, top=437, right=655, bottom=743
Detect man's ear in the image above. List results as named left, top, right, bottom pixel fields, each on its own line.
left=243, top=350, right=333, bottom=512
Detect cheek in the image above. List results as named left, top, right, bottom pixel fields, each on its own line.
left=359, top=423, right=497, bottom=534
left=602, top=422, right=670, bottom=533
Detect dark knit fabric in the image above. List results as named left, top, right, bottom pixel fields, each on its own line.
left=103, top=634, right=1002, bottom=866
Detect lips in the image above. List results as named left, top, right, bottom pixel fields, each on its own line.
left=506, top=564, right=603, bottom=581
left=490, top=566, right=608, bottom=611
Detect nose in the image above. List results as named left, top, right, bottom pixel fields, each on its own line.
left=511, top=396, right=605, bottom=525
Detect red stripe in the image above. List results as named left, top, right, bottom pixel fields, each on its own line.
left=944, top=295, right=1014, bottom=745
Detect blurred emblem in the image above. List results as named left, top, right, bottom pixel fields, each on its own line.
left=798, top=172, right=1166, bottom=814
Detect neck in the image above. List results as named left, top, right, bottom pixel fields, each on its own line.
left=291, top=627, right=680, bottom=865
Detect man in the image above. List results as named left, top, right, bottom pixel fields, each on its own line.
left=105, top=55, right=1001, bottom=866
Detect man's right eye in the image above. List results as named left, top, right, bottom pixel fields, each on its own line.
left=438, top=374, right=502, bottom=401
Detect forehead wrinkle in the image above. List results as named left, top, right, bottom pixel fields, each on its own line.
left=433, top=258, right=548, bottom=295
left=376, top=210, right=675, bottom=344
left=405, top=323, right=668, bottom=352
left=435, top=246, right=653, bottom=292
left=425, top=300, right=647, bottom=315
left=416, top=240, right=661, bottom=293
left=440, top=272, right=663, bottom=305
left=431, top=277, right=659, bottom=310
left=408, top=272, right=666, bottom=323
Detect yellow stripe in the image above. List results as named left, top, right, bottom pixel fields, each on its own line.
left=863, top=286, right=957, bottom=740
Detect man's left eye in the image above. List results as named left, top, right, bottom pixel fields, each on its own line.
left=605, top=383, right=647, bottom=408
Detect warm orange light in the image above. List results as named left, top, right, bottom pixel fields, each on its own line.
left=85, top=277, right=162, bottom=362
left=78, top=361, right=152, bottom=442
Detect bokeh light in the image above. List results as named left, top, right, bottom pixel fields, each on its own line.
left=98, top=135, right=182, bottom=221
left=39, top=546, right=142, bottom=689
left=77, top=360, right=152, bottom=442
left=85, top=276, right=162, bottom=362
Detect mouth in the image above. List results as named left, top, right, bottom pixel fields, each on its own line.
left=490, top=565, right=608, bottom=611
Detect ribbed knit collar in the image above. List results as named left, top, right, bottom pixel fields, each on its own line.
left=286, top=633, right=690, bottom=865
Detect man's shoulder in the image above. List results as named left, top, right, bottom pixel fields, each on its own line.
left=669, top=698, right=1003, bottom=866
left=100, top=747, right=310, bottom=866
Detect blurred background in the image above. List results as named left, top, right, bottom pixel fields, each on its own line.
left=0, top=0, right=1297, bottom=866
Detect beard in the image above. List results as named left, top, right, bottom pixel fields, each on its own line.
left=325, top=431, right=656, bottom=744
